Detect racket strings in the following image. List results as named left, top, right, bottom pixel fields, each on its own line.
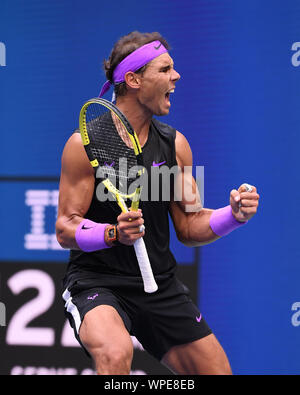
left=85, top=105, right=138, bottom=186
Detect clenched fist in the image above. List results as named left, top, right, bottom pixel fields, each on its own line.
left=230, top=183, right=260, bottom=222
left=117, top=209, right=145, bottom=245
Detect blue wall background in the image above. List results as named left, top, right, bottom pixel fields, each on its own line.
left=1, top=0, right=300, bottom=374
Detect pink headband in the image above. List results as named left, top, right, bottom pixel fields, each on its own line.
left=99, top=40, right=168, bottom=98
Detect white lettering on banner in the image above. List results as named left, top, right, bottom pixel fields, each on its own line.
left=291, top=42, right=300, bottom=67
left=25, top=190, right=63, bottom=251
left=291, top=302, right=300, bottom=327
left=0, top=42, right=6, bottom=66
left=6, top=270, right=55, bottom=346
left=11, top=366, right=79, bottom=376
left=10, top=366, right=145, bottom=376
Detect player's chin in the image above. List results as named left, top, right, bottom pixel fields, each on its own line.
left=156, top=109, right=170, bottom=116
left=156, top=103, right=171, bottom=116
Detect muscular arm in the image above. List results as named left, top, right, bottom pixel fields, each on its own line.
left=169, top=131, right=219, bottom=247
left=170, top=132, right=259, bottom=247
left=56, top=133, right=145, bottom=249
left=56, top=133, right=95, bottom=249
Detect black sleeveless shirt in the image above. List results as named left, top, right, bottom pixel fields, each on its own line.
left=66, top=118, right=178, bottom=278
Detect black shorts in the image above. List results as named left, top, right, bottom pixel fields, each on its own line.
left=62, top=272, right=212, bottom=361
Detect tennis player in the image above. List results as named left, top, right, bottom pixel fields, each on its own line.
left=56, top=31, right=260, bottom=375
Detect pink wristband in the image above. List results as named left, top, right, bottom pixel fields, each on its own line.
left=75, top=219, right=111, bottom=252
left=209, top=205, right=247, bottom=237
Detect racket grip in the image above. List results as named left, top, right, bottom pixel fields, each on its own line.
left=133, top=238, right=158, bottom=293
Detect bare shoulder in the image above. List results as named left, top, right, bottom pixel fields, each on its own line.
left=175, top=130, right=193, bottom=168
left=61, top=132, right=94, bottom=178
left=56, top=133, right=95, bottom=238
left=62, top=132, right=86, bottom=161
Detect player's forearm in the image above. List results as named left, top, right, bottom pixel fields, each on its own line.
left=178, top=205, right=249, bottom=247
left=56, top=212, right=144, bottom=250
left=56, top=214, right=83, bottom=250
left=177, top=208, right=220, bottom=247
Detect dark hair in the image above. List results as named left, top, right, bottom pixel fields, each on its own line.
left=103, top=31, right=170, bottom=98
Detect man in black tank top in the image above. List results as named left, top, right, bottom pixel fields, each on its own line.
left=56, top=31, right=260, bottom=375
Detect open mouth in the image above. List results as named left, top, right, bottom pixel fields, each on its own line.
left=165, top=89, right=175, bottom=101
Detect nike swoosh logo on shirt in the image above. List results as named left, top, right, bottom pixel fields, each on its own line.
left=104, top=161, right=115, bottom=167
left=152, top=160, right=166, bottom=167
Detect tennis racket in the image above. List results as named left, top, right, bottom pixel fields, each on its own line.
left=79, top=97, right=158, bottom=293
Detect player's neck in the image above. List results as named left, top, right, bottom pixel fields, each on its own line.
left=116, top=95, right=152, bottom=144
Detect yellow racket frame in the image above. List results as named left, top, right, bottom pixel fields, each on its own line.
left=79, top=98, right=143, bottom=212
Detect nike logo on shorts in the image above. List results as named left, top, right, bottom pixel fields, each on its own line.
left=87, top=293, right=99, bottom=301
